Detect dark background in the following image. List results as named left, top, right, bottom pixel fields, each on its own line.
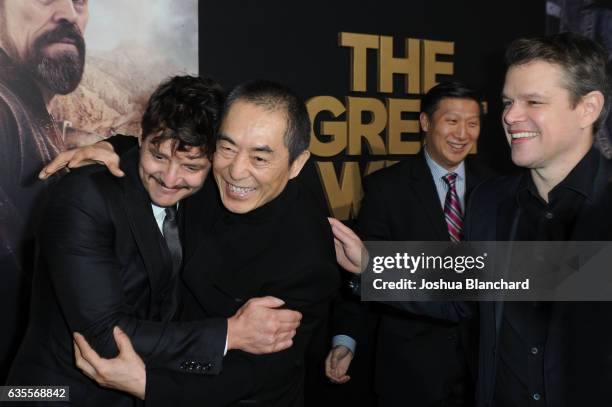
left=199, top=0, right=546, bottom=179
left=198, top=2, right=546, bottom=404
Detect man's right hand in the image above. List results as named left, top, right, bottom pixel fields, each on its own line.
left=39, top=141, right=124, bottom=179
left=227, top=296, right=301, bottom=354
left=325, top=345, right=354, bottom=384
left=328, top=217, right=367, bottom=274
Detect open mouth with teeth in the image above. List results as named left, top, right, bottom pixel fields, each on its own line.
left=510, top=131, right=539, bottom=143
left=226, top=182, right=256, bottom=199
left=447, top=141, right=469, bottom=152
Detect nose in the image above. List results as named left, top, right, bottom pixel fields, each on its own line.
left=455, top=122, right=468, bottom=141
left=51, top=0, right=79, bottom=25
left=228, top=153, right=249, bottom=180
left=503, top=102, right=525, bottom=127
left=160, top=164, right=182, bottom=188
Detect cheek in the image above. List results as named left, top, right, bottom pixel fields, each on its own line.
left=78, top=11, right=90, bottom=31
left=212, top=156, right=231, bottom=172
left=186, top=173, right=208, bottom=188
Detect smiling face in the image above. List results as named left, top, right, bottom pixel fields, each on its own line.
left=139, top=137, right=211, bottom=207
left=502, top=60, right=593, bottom=172
left=420, top=97, right=481, bottom=170
left=0, top=0, right=88, bottom=94
left=213, top=100, right=309, bottom=214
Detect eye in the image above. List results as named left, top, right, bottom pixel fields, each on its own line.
left=253, top=156, right=268, bottom=165
left=72, top=0, right=87, bottom=9
left=527, top=100, right=543, bottom=106
left=219, top=143, right=235, bottom=152
left=468, top=121, right=480, bottom=128
left=446, top=119, right=457, bottom=124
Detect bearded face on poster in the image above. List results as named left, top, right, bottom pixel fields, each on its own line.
left=0, top=0, right=88, bottom=97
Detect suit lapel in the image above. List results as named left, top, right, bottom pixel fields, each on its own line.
left=410, top=154, right=449, bottom=241
left=119, top=150, right=169, bottom=301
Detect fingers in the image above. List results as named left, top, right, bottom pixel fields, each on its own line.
left=107, top=158, right=125, bottom=177
left=273, top=340, right=293, bottom=353
left=247, top=296, right=285, bottom=309
left=39, top=151, right=75, bottom=179
left=275, top=329, right=297, bottom=344
left=327, top=217, right=344, bottom=229
left=113, top=326, right=134, bottom=355
left=325, top=348, right=351, bottom=384
left=330, top=221, right=360, bottom=246
left=73, top=332, right=103, bottom=366
left=73, top=333, right=101, bottom=381
left=332, top=374, right=351, bottom=384
left=329, top=349, right=339, bottom=370
left=278, top=319, right=301, bottom=332
left=39, top=141, right=124, bottom=179
left=272, top=308, right=302, bottom=324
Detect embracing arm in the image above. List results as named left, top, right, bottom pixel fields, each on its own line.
left=38, top=135, right=138, bottom=179
left=45, top=172, right=299, bottom=379
left=74, top=252, right=339, bottom=406
left=41, top=172, right=226, bottom=373
left=148, top=256, right=340, bottom=406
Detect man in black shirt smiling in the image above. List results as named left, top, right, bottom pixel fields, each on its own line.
left=62, top=80, right=340, bottom=406
left=331, top=32, right=612, bottom=407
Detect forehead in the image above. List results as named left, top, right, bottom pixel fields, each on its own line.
left=503, top=60, right=566, bottom=96
left=220, top=101, right=288, bottom=148
left=433, top=98, right=480, bottom=117
left=145, top=137, right=207, bottom=161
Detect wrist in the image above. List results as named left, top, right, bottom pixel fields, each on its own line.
left=226, top=316, right=240, bottom=351
left=138, top=372, right=146, bottom=400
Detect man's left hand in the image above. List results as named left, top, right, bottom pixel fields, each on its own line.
left=74, top=326, right=146, bottom=400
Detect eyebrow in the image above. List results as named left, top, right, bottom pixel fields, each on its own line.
left=218, top=133, right=274, bottom=154
left=149, top=144, right=168, bottom=157
left=183, top=152, right=206, bottom=159
left=501, top=92, right=546, bottom=100
left=218, top=133, right=236, bottom=145
left=253, top=145, right=274, bottom=154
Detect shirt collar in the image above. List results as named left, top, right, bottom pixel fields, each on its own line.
left=424, top=146, right=466, bottom=181
left=518, top=147, right=600, bottom=204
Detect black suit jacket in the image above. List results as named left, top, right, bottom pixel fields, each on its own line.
left=146, top=180, right=341, bottom=407
left=344, top=152, right=491, bottom=405
left=392, top=150, right=612, bottom=406
left=6, top=149, right=226, bottom=406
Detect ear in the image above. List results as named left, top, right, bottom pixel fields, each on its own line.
left=289, top=150, right=311, bottom=179
left=419, top=112, right=430, bottom=133
left=579, top=90, right=605, bottom=130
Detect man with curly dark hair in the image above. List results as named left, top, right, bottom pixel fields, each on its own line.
left=7, top=76, right=301, bottom=406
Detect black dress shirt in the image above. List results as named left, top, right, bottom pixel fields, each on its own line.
left=493, top=148, right=598, bottom=407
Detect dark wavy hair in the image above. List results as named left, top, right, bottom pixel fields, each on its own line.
left=141, top=75, right=224, bottom=157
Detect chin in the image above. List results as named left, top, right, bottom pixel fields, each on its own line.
left=221, top=199, right=252, bottom=214
left=151, top=194, right=181, bottom=208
